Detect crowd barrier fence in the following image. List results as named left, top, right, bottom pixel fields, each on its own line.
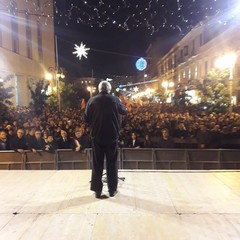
left=1, top=148, right=240, bottom=170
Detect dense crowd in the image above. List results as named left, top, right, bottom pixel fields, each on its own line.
left=1, top=103, right=240, bottom=152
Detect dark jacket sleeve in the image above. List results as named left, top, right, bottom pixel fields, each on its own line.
left=117, top=98, right=128, bottom=115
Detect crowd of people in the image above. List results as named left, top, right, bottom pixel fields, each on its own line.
left=1, top=103, right=240, bottom=152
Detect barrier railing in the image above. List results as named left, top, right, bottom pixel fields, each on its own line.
left=0, top=148, right=240, bottom=170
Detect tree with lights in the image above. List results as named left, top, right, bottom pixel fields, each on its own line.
left=0, top=75, right=14, bottom=122
left=199, top=70, right=230, bottom=113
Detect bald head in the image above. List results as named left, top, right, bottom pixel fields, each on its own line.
left=98, top=81, right=112, bottom=93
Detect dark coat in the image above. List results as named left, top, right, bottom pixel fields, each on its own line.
left=57, top=137, right=71, bottom=149
left=45, top=141, right=58, bottom=151
left=84, top=92, right=127, bottom=145
left=10, top=136, right=28, bottom=151
left=28, top=137, right=46, bottom=151
left=71, top=134, right=89, bottom=150
left=0, top=139, right=10, bottom=150
left=158, top=137, right=175, bottom=148
left=127, top=139, right=142, bottom=148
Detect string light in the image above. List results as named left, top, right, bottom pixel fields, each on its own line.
left=0, top=0, right=237, bottom=36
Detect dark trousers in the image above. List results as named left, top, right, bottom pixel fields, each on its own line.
left=90, top=140, right=118, bottom=193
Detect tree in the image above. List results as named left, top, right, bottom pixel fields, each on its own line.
left=48, top=81, right=90, bottom=110
left=199, top=70, right=230, bottom=113
left=28, top=80, right=49, bottom=116
left=47, top=81, right=64, bottom=110
left=0, top=75, right=14, bottom=123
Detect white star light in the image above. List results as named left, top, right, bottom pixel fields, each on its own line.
left=73, top=42, right=90, bottom=60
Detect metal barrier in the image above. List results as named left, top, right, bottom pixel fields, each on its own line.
left=187, top=149, right=221, bottom=170
left=221, top=149, right=240, bottom=169
left=0, top=151, right=25, bottom=170
left=25, top=150, right=56, bottom=170
left=122, top=148, right=154, bottom=169
left=56, top=149, right=89, bottom=170
left=0, top=148, right=240, bottom=170
left=154, top=149, right=188, bottom=169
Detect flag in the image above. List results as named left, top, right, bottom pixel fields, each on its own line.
left=81, top=98, right=86, bottom=110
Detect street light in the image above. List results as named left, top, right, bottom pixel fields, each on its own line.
left=215, top=52, right=237, bottom=113
left=87, top=86, right=96, bottom=98
left=45, top=67, right=65, bottom=112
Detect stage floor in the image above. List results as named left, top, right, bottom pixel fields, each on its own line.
left=0, top=170, right=240, bottom=239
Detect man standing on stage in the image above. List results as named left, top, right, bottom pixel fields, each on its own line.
left=84, top=81, right=127, bottom=198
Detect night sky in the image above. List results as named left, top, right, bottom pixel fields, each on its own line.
left=54, top=0, right=235, bottom=78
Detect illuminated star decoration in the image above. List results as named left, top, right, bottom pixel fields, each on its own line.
left=73, top=42, right=90, bottom=60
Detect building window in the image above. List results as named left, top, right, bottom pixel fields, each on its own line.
left=11, top=15, right=19, bottom=53
left=188, top=68, right=191, bottom=79
left=180, top=49, right=183, bottom=58
left=184, top=46, right=188, bottom=56
left=161, top=65, right=164, bottom=75
left=195, top=64, right=198, bottom=79
left=37, top=22, right=43, bottom=61
left=168, top=58, right=172, bottom=70
left=192, top=39, right=196, bottom=55
left=183, top=70, right=186, bottom=78
left=174, top=54, right=177, bottom=67
left=25, top=14, right=32, bottom=59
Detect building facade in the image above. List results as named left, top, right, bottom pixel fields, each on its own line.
left=149, top=13, right=240, bottom=104
left=0, top=0, right=55, bottom=106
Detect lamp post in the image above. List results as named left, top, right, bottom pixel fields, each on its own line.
left=45, top=67, right=65, bottom=112
left=215, top=52, right=237, bottom=113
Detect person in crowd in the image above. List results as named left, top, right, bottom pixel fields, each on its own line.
left=196, top=124, right=211, bottom=149
left=28, top=130, right=46, bottom=153
left=127, top=132, right=142, bottom=148
left=84, top=81, right=127, bottom=198
left=0, top=130, right=10, bottom=150
left=53, top=126, right=62, bottom=140
left=12, top=120, right=18, bottom=135
left=209, top=124, right=222, bottom=149
left=45, top=135, right=58, bottom=151
left=158, top=128, right=175, bottom=148
left=174, top=122, right=188, bottom=139
left=25, top=127, right=35, bottom=147
left=10, top=128, right=28, bottom=153
left=142, top=133, right=155, bottom=148
left=71, top=128, right=89, bottom=151
left=57, top=130, right=72, bottom=149
left=186, top=125, right=196, bottom=139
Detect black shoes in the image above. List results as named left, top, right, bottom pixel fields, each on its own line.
left=109, top=190, right=117, bottom=197
left=95, top=190, right=118, bottom=198
left=95, top=191, right=101, bottom=198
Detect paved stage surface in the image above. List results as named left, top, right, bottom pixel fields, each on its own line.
left=0, top=170, right=240, bottom=239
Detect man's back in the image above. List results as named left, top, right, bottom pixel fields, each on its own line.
left=85, top=92, right=127, bottom=144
